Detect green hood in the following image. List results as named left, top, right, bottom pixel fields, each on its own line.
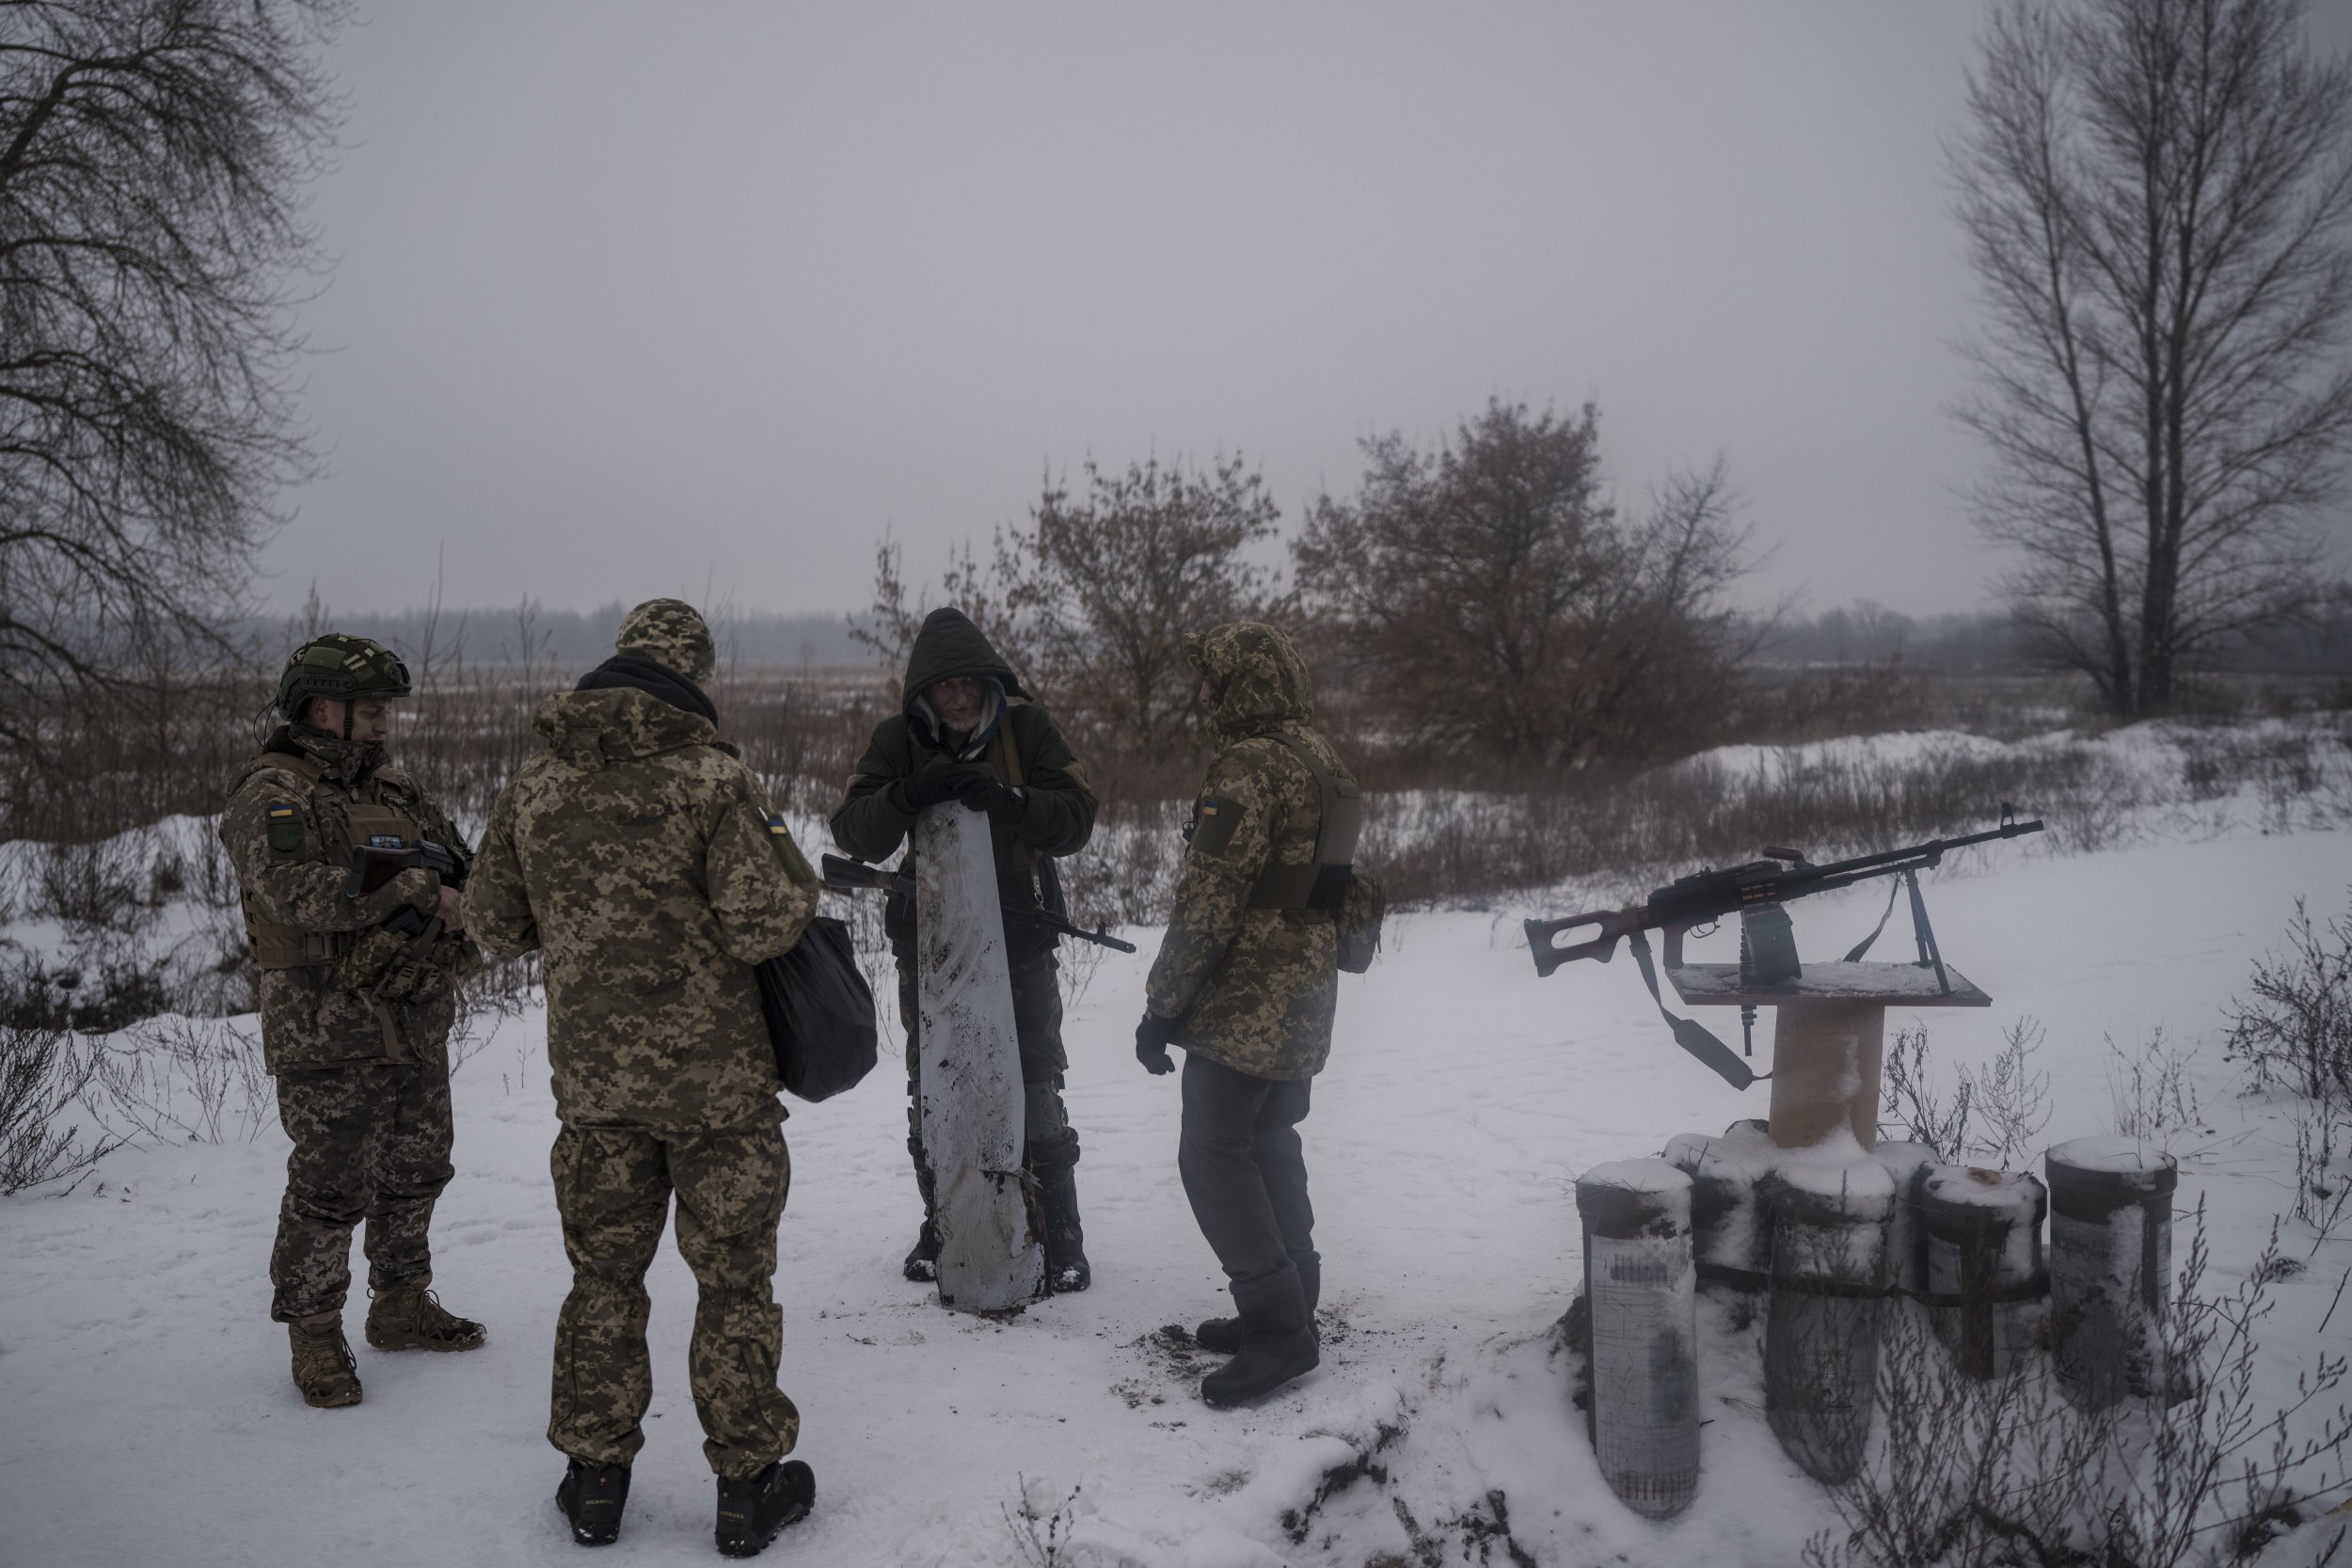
left=901, top=608, right=1028, bottom=711
left=532, top=687, right=722, bottom=770
left=1187, top=622, right=1313, bottom=747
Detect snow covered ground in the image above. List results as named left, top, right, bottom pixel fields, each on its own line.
left=4, top=784, right=2351, bottom=1564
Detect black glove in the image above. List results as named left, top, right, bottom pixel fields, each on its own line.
left=967, top=783, right=1027, bottom=827
left=1136, top=1013, right=1181, bottom=1076
left=898, top=765, right=991, bottom=812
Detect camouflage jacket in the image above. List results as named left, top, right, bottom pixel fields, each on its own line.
left=219, top=726, right=474, bottom=1073
left=1145, top=623, right=1354, bottom=1081
left=467, top=687, right=819, bottom=1131
left=829, top=609, right=1096, bottom=964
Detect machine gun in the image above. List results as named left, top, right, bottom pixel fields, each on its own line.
left=346, top=840, right=469, bottom=899
left=820, top=853, right=1138, bottom=955
left=1525, top=807, right=2044, bottom=979
left=1524, top=808, right=2045, bottom=1085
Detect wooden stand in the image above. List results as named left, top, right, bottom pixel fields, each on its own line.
left=1662, top=929, right=1992, bottom=1152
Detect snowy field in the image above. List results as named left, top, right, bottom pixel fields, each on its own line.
left=4, top=789, right=2351, bottom=1563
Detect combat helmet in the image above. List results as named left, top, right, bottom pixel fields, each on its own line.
left=276, top=634, right=413, bottom=730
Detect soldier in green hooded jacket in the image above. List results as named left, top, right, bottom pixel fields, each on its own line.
left=1135, top=621, right=1358, bottom=1407
left=829, top=607, right=1100, bottom=1291
left=467, top=599, right=820, bottom=1557
left=219, top=633, right=488, bottom=1412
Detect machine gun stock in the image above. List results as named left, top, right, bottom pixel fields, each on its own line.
left=1522, top=905, right=1649, bottom=976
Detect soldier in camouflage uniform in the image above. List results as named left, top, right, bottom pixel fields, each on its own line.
left=1135, top=621, right=1357, bottom=1407
left=468, top=599, right=819, bottom=1558
left=829, top=607, right=1100, bottom=1291
left=219, top=634, right=488, bottom=1412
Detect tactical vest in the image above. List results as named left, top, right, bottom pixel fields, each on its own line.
left=234, top=748, right=430, bottom=969
left=1247, top=730, right=1362, bottom=912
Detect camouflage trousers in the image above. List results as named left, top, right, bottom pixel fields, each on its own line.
left=898, top=955, right=1073, bottom=1185
left=270, top=1060, right=454, bottom=1323
left=548, top=1117, right=798, bottom=1481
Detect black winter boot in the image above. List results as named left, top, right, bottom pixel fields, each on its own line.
left=1031, top=1131, right=1090, bottom=1292
left=1200, top=1273, right=1318, bottom=1408
left=903, top=1131, right=943, bottom=1282
left=555, top=1459, right=630, bottom=1546
left=715, top=1459, right=816, bottom=1558
left=1198, top=1255, right=1318, bottom=1355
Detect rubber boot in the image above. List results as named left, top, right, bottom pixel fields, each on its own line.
left=1198, top=1255, right=1318, bottom=1355
left=902, top=1131, right=943, bottom=1282
left=715, top=1459, right=816, bottom=1558
left=288, top=1310, right=361, bottom=1408
left=365, top=1280, right=486, bottom=1352
left=1200, top=1272, right=1319, bottom=1408
left=555, top=1458, right=630, bottom=1546
left=1031, top=1132, right=1091, bottom=1293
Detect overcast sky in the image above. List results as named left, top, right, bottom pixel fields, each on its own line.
left=269, top=1, right=2352, bottom=624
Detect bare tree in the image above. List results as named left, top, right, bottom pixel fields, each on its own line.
left=1293, top=400, right=1755, bottom=777
left=0, top=0, right=346, bottom=749
left=1951, top=0, right=2352, bottom=718
left=850, top=457, right=1283, bottom=775
left=1003, top=454, right=1283, bottom=764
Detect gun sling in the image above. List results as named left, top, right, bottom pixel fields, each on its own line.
left=1245, top=730, right=1360, bottom=911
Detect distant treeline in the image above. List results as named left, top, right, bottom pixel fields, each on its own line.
left=246, top=595, right=2351, bottom=675
left=1762, top=591, right=2352, bottom=673
left=239, top=603, right=867, bottom=669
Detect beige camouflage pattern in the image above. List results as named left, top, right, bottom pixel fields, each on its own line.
left=270, top=1054, right=453, bottom=1322
left=614, top=596, right=718, bottom=682
left=1145, top=623, right=1354, bottom=1081
left=547, top=1117, right=798, bottom=1479
left=220, top=725, right=475, bottom=1070
left=467, top=685, right=819, bottom=1131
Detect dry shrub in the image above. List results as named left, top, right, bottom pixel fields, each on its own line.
left=2227, top=897, right=2352, bottom=1107
left=1806, top=1210, right=2352, bottom=1568
left=0, top=1022, right=114, bottom=1194
left=90, top=1015, right=275, bottom=1146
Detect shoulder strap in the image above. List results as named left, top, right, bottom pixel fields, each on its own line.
left=996, top=711, right=1025, bottom=788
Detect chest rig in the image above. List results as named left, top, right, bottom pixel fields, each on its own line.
left=237, top=749, right=430, bottom=969
left=1245, top=730, right=1362, bottom=912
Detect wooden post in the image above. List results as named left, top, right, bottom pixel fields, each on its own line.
left=1766, top=1002, right=1887, bottom=1151
left=914, top=802, right=1045, bottom=1313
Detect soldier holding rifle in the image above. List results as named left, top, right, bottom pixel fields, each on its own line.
left=219, top=634, right=486, bottom=1412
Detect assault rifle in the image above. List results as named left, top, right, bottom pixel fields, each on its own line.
left=346, top=840, right=468, bottom=899
left=1523, top=807, right=2045, bottom=1088
left=819, top=853, right=1138, bottom=955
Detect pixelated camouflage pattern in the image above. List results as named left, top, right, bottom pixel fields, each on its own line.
left=1144, top=623, right=1352, bottom=1081
left=614, top=597, right=718, bottom=683
left=547, top=1118, right=799, bottom=1479
left=269, top=1055, right=454, bottom=1322
left=467, top=686, right=818, bottom=1131
left=220, top=725, right=476, bottom=1072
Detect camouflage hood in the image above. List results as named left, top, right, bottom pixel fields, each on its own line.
left=1187, top=622, right=1314, bottom=747
left=532, top=686, right=723, bottom=771
left=614, top=597, right=717, bottom=683
left=900, top=608, right=1029, bottom=709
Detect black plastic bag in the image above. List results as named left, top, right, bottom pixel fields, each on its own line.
left=755, top=916, right=878, bottom=1102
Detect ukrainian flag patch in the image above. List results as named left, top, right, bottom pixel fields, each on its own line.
left=265, top=804, right=303, bottom=854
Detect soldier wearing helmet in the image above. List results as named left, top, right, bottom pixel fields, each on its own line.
left=218, top=632, right=487, bottom=1411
